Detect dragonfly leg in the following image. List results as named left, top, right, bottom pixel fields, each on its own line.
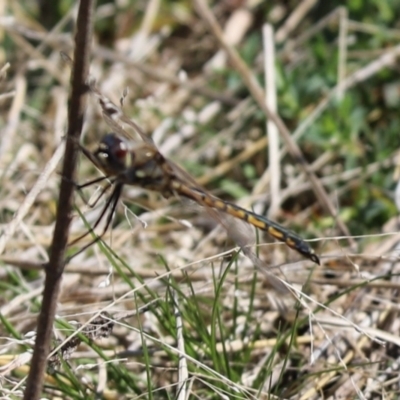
left=66, top=183, right=123, bottom=261
left=78, top=178, right=115, bottom=209
left=74, top=175, right=114, bottom=208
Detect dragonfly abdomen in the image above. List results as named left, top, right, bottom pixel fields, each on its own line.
left=174, top=182, right=319, bottom=265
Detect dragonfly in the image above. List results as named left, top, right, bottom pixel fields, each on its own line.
left=64, top=54, right=320, bottom=265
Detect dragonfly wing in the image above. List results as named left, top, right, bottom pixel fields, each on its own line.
left=214, top=211, right=290, bottom=292
left=169, top=160, right=202, bottom=188
left=61, top=52, right=155, bottom=145
left=94, top=86, right=155, bottom=146
left=166, top=160, right=264, bottom=253
left=169, top=173, right=289, bottom=290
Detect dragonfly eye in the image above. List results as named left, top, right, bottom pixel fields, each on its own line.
left=95, top=133, right=128, bottom=173
left=111, top=141, right=128, bottom=161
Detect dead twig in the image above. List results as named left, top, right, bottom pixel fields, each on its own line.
left=23, top=1, right=95, bottom=398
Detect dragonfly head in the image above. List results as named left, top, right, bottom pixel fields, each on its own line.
left=93, top=133, right=128, bottom=176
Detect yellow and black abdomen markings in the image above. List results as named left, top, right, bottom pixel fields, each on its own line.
left=174, top=181, right=320, bottom=265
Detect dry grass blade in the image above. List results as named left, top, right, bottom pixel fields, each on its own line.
left=0, top=142, right=65, bottom=256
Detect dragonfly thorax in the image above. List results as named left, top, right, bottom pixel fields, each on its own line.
left=93, top=133, right=173, bottom=193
